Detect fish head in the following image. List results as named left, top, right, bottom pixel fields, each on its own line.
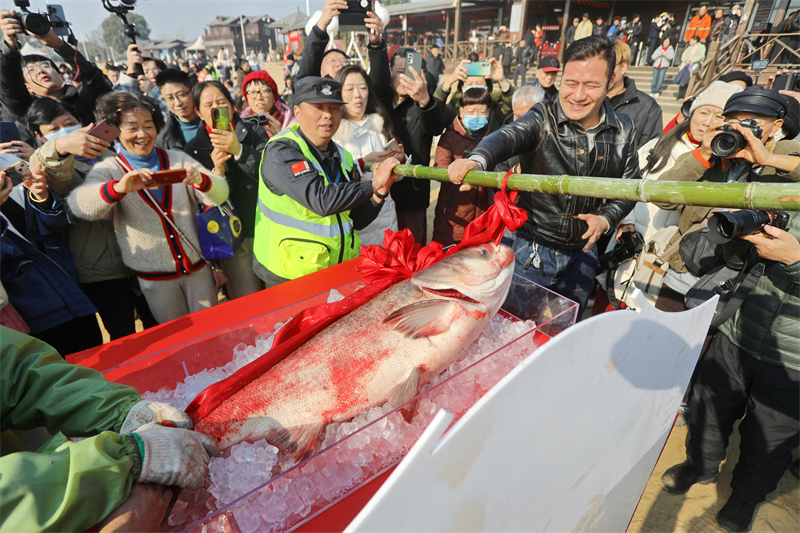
left=411, top=243, right=515, bottom=313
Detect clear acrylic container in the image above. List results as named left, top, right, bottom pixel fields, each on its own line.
left=103, top=275, right=577, bottom=533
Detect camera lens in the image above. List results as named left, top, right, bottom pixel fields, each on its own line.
left=22, top=12, right=51, bottom=36
left=710, top=130, right=746, bottom=158
left=708, top=211, right=773, bottom=244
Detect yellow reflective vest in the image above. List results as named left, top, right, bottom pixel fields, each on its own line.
left=254, top=125, right=361, bottom=280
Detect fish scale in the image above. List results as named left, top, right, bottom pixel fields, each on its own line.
left=195, top=244, right=515, bottom=457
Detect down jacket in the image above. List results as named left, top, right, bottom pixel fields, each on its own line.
left=471, top=98, right=640, bottom=250
left=717, top=211, right=800, bottom=371
left=332, top=114, right=399, bottom=246
left=432, top=117, right=490, bottom=247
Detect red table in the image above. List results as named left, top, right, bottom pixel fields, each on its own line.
left=68, top=259, right=556, bottom=532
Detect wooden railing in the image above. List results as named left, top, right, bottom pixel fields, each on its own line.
left=410, top=40, right=514, bottom=62
left=688, top=32, right=800, bottom=97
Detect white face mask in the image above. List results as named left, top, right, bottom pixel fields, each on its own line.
left=43, top=124, right=81, bottom=141
left=773, top=128, right=783, bottom=143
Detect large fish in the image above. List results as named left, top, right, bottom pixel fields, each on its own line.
left=195, top=243, right=515, bottom=457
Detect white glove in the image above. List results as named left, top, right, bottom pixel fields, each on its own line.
left=120, top=400, right=193, bottom=434
left=132, top=422, right=220, bottom=490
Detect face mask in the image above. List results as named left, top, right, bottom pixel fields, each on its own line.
left=43, top=124, right=81, bottom=141
left=462, top=114, right=488, bottom=132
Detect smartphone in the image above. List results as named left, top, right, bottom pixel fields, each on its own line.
left=465, top=61, right=492, bottom=77
left=0, top=153, right=29, bottom=185
left=87, top=119, right=121, bottom=143
left=0, top=122, right=20, bottom=143
left=149, top=168, right=187, bottom=185
left=404, top=51, right=423, bottom=78
left=46, top=5, right=71, bottom=39
left=211, top=107, right=231, bottom=131
left=384, top=139, right=399, bottom=151
left=340, top=0, right=373, bottom=32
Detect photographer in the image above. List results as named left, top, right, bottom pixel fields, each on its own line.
left=114, top=44, right=170, bottom=116
left=660, top=212, right=799, bottom=533
left=0, top=9, right=111, bottom=127
left=654, top=86, right=800, bottom=312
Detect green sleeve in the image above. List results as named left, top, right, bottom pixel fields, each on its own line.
left=0, top=327, right=141, bottom=436
left=497, top=84, right=515, bottom=118
left=0, top=432, right=139, bottom=533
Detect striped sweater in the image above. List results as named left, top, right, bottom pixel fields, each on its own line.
left=68, top=149, right=229, bottom=280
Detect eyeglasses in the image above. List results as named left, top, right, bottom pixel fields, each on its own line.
left=25, top=61, right=56, bottom=73
left=725, top=117, right=774, bottom=128
left=163, top=92, right=190, bottom=104
left=246, top=88, right=273, bottom=100
left=118, top=106, right=155, bottom=117
left=323, top=56, right=350, bottom=67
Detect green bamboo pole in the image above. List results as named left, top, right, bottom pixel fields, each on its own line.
left=367, top=163, right=800, bottom=211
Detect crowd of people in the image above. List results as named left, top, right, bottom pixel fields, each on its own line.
left=0, top=0, right=799, bottom=531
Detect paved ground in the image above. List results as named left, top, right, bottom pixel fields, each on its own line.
left=628, top=421, right=799, bottom=533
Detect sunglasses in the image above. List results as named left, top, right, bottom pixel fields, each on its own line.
left=117, top=106, right=155, bottom=117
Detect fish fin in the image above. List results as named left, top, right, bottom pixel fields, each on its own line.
left=387, top=366, right=421, bottom=414
left=285, top=422, right=325, bottom=461
left=383, top=300, right=458, bottom=339
left=400, top=397, right=419, bottom=424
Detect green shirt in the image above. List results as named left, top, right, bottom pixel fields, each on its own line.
left=1, top=327, right=142, bottom=532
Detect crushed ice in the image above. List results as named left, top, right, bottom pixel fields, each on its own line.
left=150, top=290, right=537, bottom=533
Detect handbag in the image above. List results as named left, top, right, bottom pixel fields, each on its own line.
left=196, top=200, right=243, bottom=261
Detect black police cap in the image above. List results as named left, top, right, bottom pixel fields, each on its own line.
left=293, top=76, right=345, bottom=106
left=723, top=86, right=788, bottom=119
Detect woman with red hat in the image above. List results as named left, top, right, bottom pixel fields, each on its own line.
left=240, top=70, right=293, bottom=137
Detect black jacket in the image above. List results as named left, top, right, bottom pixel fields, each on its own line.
left=423, top=54, right=445, bottom=77
left=608, top=77, right=663, bottom=150
left=368, top=43, right=447, bottom=212
left=0, top=42, right=111, bottom=127
left=156, top=112, right=190, bottom=151
left=566, top=25, right=577, bottom=44
left=184, top=115, right=270, bottom=238
left=592, top=23, right=607, bottom=37
left=387, top=96, right=447, bottom=211
left=627, top=21, right=643, bottom=46
left=471, top=98, right=640, bottom=250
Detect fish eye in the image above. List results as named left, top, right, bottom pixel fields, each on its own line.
left=479, top=249, right=489, bottom=257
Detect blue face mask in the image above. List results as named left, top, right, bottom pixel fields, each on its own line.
left=462, top=114, right=488, bottom=132
left=43, top=124, right=81, bottom=141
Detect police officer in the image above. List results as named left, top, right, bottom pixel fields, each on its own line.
left=253, top=76, right=400, bottom=287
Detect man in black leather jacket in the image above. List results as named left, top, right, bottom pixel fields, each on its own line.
left=448, top=36, right=640, bottom=318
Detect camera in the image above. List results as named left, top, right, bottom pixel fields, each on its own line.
left=10, top=1, right=70, bottom=38
left=773, top=72, right=800, bottom=92
left=707, top=210, right=790, bottom=244
left=710, top=118, right=763, bottom=158
left=597, top=231, right=644, bottom=273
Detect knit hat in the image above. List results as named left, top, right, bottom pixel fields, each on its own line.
left=690, top=81, right=743, bottom=115
left=242, top=70, right=279, bottom=105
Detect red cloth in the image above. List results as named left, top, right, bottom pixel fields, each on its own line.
left=185, top=172, right=527, bottom=425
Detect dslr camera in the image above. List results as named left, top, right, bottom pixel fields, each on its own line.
left=710, top=118, right=763, bottom=158
left=708, top=210, right=790, bottom=244
left=773, top=72, right=800, bottom=92
left=10, top=1, right=70, bottom=38
left=597, top=231, right=645, bottom=273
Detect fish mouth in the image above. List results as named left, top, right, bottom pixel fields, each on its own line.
left=421, top=287, right=480, bottom=305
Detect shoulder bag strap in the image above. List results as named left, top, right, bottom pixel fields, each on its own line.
left=116, top=156, right=220, bottom=274
left=141, top=188, right=222, bottom=274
